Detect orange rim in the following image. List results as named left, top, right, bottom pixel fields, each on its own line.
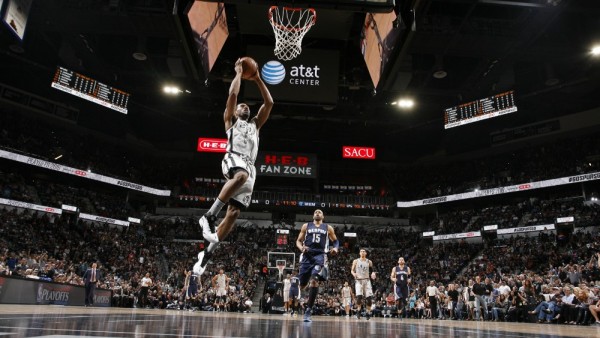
left=268, top=6, right=316, bottom=33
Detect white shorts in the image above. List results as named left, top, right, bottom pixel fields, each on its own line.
left=355, top=279, right=373, bottom=298
left=221, top=153, right=256, bottom=208
left=343, top=297, right=352, bottom=307
left=283, top=288, right=290, bottom=302
left=216, top=288, right=227, bottom=297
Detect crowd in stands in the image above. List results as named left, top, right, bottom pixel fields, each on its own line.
left=2, top=201, right=600, bottom=325
left=424, top=195, right=600, bottom=235
left=388, top=131, right=600, bottom=201
left=2, top=108, right=600, bottom=325
left=3, top=109, right=599, bottom=210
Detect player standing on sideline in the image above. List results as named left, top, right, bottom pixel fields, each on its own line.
left=212, top=269, right=230, bottom=311
left=183, top=270, right=199, bottom=309
left=289, top=272, right=301, bottom=316
left=390, top=256, right=411, bottom=318
left=283, top=273, right=291, bottom=315
left=351, top=248, right=377, bottom=320
left=296, top=209, right=339, bottom=322
left=341, top=281, right=354, bottom=317
left=193, top=58, right=274, bottom=276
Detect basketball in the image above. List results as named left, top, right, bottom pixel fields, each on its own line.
left=240, top=57, right=258, bottom=79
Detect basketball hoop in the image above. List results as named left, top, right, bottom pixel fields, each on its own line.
left=276, top=259, right=286, bottom=281
left=268, top=6, right=316, bottom=61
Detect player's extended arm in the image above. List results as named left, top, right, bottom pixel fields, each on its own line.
left=328, top=225, right=339, bottom=255
left=351, top=259, right=358, bottom=279
left=224, top=59, right=243, bottom=131
left=390, top=267, right=397, bottom=283
left=296, top=223, right=308, bottom=252
left=251, top=72, right=274, bottom=130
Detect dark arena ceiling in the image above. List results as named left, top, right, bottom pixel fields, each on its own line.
left=0, top=0, right=599, bottom=162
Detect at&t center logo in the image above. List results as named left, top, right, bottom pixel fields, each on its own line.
left=261, top=61, right=320, bottom=86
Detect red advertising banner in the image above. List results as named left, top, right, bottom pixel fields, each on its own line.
left=197, top=138, right=227, bottom=153
left=342, top=146, right=376, bottom=160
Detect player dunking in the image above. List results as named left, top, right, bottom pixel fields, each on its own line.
left=390, top=256, right=411, bottom=317
left=351, top=248, right=376, bottom=320
left=295, top=209, right=339, bottom=322
left=193, top=58, right=274, bottom=276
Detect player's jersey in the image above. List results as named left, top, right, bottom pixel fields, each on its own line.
left=226, top=119, right=259, bottom=164
left=342, top=286, right=352, bottom=298
left=303, top=222, right=330, bottom=254
left=216, top=274, right=227, bottom=290
left=354, top=258, right=371, bottom=280
left=396, top=265, right=409, bottom=286
left=289, top=276, right=300, bottom=291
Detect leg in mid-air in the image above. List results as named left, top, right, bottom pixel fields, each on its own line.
left=199, top=169, right=248, bottom=243
left=194, top=203, right=242, bottom=276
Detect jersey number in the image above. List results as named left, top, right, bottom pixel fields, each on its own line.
left=312, top=234, right=321, bottom=243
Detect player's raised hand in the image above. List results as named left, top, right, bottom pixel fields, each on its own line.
left=234, top=59, right=243, bottom=74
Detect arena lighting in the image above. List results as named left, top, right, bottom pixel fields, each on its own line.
left=391, top=98, right=415, bottom=109
left=163, top=85, right=181, bottom=95
left=54, top=154, right=63, bottom=160
left=592, top=45, right=600, bottom=56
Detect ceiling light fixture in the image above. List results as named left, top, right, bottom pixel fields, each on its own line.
left=132, top=52, right=147, bottom=61
left=591, top=45, right=600, bottom=56
left=433, top=70, right=447, bottom=79
left=397, top=99, right=415, bottom=108
left=163, top=86, right=181, bottom=95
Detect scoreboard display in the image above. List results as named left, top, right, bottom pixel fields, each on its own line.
left=444, top=90, right=517, bottom=129
left=276, top=229, right=289, bottom=247
left=51, top=66, right=130, bottom=114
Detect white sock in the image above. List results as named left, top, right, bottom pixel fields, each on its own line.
left=207, top=199, right=226, bottom=216
left=207, top=242, right=220, bottom=254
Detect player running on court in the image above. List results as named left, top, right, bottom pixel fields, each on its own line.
left=390, top=256, right=411, bottom=318
left=351, top=248, right=377, bottom=320
left=295, top=209, right=339, bottom=322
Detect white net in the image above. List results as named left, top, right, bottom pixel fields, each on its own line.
left=268, top=6, right=316, bottom=61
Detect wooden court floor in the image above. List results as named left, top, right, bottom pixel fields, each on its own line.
left=0, top=305, right=599, bottom=337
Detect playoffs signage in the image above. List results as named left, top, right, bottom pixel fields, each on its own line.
left=256, top=152, right=317, bottom=178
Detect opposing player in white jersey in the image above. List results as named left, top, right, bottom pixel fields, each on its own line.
left=193, top=58, right=273, bottom=276
left=351, top=248, right=377, bottom=320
